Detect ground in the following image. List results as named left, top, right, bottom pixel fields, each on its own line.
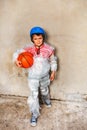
left=0, top=95, right=87, bottom=130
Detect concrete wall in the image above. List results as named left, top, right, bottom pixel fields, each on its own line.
left=0, top=0, right=87, bottom=100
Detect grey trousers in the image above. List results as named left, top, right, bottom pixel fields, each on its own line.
left=27, top=75, right=50, bottom=118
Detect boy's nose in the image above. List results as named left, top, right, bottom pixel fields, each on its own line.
left=37, top=40, right=40, bottom=43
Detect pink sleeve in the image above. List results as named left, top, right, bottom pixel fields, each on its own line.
left=49, top=46, right=55, bottom=57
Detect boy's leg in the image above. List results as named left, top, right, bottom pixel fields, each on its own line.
left=27, top=79, right=40, bottom=126
left=40, top=75, right=51, bottom=107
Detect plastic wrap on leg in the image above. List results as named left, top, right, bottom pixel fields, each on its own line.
left=27, top=96, right=40, bottom=118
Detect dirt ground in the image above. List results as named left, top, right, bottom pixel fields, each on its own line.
left=0, top=95, right=87, bottom=130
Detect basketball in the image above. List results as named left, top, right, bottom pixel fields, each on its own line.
left=17, top=52, right=33, bottom=68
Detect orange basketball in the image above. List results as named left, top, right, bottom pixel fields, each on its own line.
left=17, top=52, right=33, bottom=68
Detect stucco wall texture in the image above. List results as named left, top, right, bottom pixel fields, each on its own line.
left=0, top=0, right=87, bottom=100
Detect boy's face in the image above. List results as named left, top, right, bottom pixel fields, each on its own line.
left=32, top=34, right=43, bottom=48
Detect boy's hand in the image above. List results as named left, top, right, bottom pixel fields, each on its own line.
left=50, top=71, right=56, bottom=81
left=15, top=60, right=22, bottom=67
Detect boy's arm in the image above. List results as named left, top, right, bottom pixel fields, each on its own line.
left=49, top=54, right=57, bottom=81
left=13, top=49, right=25, bottom=62
left=13, top=49, right=25, bottom=67
left=50, top=71, right=56, bottom=81
left=13, top=43, right=33, bottom=67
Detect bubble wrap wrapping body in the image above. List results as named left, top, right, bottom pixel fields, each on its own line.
left=13, top=43, right=57, bottom=117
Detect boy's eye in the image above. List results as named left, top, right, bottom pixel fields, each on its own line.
left=34, top=38, right=37, bottom=40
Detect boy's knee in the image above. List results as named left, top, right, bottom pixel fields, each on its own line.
left=40, top=86, right=49, bottom=96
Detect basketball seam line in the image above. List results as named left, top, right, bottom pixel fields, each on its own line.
left=21, top=53, right=32, bottom=67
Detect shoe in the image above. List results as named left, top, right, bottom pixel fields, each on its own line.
left=30, top=115, right=37, bottom=127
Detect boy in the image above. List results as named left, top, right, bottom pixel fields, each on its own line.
left=13, top=26, right=57, bottom=126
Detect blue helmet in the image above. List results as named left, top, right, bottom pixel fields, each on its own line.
left=30, top=26, right=45, bottom=37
